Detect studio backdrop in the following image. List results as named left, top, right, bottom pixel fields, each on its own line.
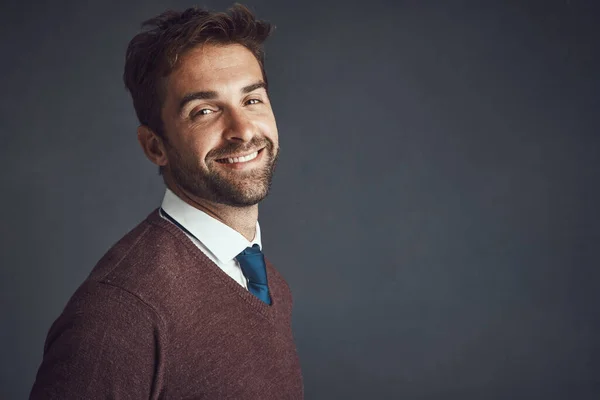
left=1, top=0, right=599, bottom=398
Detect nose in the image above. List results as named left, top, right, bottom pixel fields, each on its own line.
left=223, top=108, right=255, bottom=142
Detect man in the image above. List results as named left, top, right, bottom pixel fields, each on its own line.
left=30, top=5, right=303, bottom=399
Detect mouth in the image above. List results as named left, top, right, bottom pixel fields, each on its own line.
left=214, top=148, right=265, bottom=166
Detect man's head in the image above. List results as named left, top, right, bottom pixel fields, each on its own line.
left=124, top=5, right=279, bottom=207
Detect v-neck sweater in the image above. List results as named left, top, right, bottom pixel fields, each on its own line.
left=30, top=209, right=304, bottom=399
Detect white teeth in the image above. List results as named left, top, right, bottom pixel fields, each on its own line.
left=223, top=151, right=258, bottom=164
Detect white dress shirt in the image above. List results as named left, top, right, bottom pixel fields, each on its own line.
left=159, top=188, right=262, bottom=290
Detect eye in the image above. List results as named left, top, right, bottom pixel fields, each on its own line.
left=246, top=98, right=262, bottom=105
left=192, top=108, right=214, bottom=119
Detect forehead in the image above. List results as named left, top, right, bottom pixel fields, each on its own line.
left=165, top=43, right=263, bottom=96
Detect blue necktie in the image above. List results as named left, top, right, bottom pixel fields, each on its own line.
left=235, top=244, right=272, bottom=305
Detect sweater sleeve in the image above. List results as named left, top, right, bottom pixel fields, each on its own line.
left=29, top=281, right=166, bottom=399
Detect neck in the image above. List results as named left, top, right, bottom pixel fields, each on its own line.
left=165, top=179, right=258, bottom=242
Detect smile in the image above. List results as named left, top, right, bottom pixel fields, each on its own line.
left=216, top=149, right=262, bottom=164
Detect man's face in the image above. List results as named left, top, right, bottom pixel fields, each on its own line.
left=159, top=43, right=279, bottom=207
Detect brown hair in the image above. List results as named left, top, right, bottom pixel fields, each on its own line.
left=123, top=4, right=274, bottom=138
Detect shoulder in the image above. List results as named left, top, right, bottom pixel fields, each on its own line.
left=83, top=208, right=203, bottom=308
left=32, top=279, right=167, bottom=398
left=50, top=279, right=164, bottom=338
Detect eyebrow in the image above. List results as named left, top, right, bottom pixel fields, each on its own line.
left=178, top=81, right=268, bottom=113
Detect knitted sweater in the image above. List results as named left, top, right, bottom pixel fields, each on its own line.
left=30, top=209, right=304, bottom=399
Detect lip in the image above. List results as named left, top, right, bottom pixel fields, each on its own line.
left=215, top=148, right=263, bottom=161
left=214, top=147, right=265, bottom=170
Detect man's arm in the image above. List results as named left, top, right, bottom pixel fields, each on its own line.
left=30, top=281, right=165, bottom=399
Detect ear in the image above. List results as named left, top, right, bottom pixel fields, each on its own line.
left=137, top=125, right=168, bottom=168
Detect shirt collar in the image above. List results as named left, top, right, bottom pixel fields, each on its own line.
left=160, top=188, right=262, bottom=263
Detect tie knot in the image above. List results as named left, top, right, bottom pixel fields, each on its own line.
left=239, top=243, right=261, bottom=256
left=235, top=244, right=267, bottom=284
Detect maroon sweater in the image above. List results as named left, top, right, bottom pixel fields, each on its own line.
left=30, top=209, right=304, bottom=399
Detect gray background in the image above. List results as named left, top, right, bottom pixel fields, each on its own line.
left=1, top=0, right=599, bottom=398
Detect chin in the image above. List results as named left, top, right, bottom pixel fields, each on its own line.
left=217, top=185, right=270, bottom=207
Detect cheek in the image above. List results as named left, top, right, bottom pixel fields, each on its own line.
left=168, top=138, right=209, bottom=169
left=270, top=126, right=279, bottom=148
left=258, top=115, right=278, bottom=142
left=195, top=138, right=225, bottom=167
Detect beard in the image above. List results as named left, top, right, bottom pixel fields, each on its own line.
left=165, top=136, right=279, bottom=207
